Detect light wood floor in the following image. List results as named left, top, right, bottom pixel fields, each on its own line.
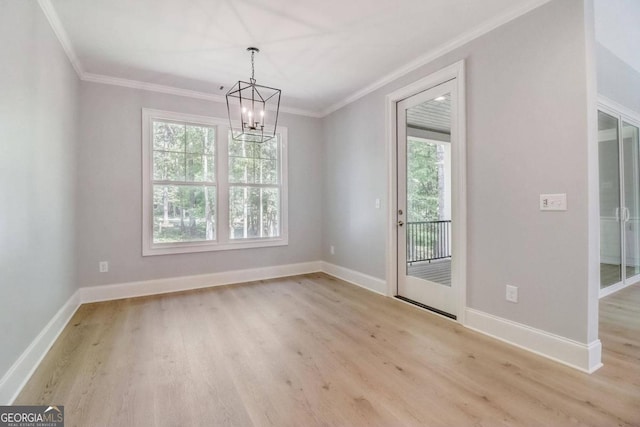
left=16, top=274, right=640, bottom=426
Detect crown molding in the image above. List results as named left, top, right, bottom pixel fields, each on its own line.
left=37, top=0, right=84, bottom=77
left=81, top=73, right=322, bottom=118
left=320, top=0, right=552, bottom=117
left=82, top=72, right=226, bottom=102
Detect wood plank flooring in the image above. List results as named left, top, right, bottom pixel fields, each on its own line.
left=16, top=274, right=640, bottom=426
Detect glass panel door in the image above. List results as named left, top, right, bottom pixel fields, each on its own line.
left=623, top=121, right=640, bottom=280
left=598, top=111, right=622, bottom=289
left=397, top=80, right=458, bottom=318
left=405, top=101, right=452, bottom=286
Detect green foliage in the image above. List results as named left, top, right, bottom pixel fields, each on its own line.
left=407, top=138, right=441, bottom=222
left=228, top=136, right=279, bottom=184
left=153, top=122, right=215, bottom=182
left=229, top=187, right=280, bottom=239
left=228, top=136, right=280, bottom=238
left=153, top=186, right=216, bottom=242
left=152, top=121, right=216, bottom=243
left=151, top=122, right=281, bottom=243
left=406, top=138, right=448, bottom=261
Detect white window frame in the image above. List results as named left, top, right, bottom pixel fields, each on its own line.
left=142, top=108, right=288, bottom=256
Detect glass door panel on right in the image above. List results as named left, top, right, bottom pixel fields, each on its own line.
left=623, top=121, right=640, bottom=280
left=598, top=106, right=640, bottom=295
left=598, top=110, right=622, bottom=289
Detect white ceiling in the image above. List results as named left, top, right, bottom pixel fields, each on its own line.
left=46, top=0, right=550, bottom=116
left=594, top=0, right=640, bottom=75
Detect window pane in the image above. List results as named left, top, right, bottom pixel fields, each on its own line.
left=153, top=151, right=185, bottom=181
left=153, top=121, right=185, bottom=151
left=262, top=159, right=278, bottom=184
left=186, top=125, right=215, bottom=154
left=153, top=185, right=216, bottom=243
left=228, top=135, right=279, bottom=184
left=229, top=187, right=280, bottom=239
left=186, top=154, right=215, bottom=182
left=229, top=157, right=255, bottom=183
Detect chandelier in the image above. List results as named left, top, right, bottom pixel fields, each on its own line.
left=226, top=47, right=281, bottom=143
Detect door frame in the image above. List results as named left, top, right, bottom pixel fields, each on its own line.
left=598, top=96, right=640, bottom=298
left=385, top=60, right=467, bottom=323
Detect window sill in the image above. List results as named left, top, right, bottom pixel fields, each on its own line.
left=142, top=237, right=289, bottom=256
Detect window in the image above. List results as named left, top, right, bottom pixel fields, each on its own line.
left=142, top=109, right=288, bottom=255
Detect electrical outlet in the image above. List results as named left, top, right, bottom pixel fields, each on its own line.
left=375, top=198, right=381, bottom=209
left=506, top=285, right=518, bottom=303
left=330, top=245, right=335, bottom=255
left=99, top=261, right=109, bottom=273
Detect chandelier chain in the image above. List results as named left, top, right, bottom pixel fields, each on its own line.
left=250, top=49, right=255, bottom=82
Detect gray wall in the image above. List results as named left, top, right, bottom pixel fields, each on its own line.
left=597, top=43, right=640, bottom=114
left=322, top=0, right=593, bottom=343
left=0, top=1, right=79, bottom=376
left=77, top=83, right=323, bottom=287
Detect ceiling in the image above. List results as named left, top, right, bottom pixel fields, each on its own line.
left=46, top=0, right=551, bottom=116
left=594, top=0, right=640, bottom=75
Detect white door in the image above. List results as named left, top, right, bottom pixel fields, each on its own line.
left=397, top=80, right=459, bottom=318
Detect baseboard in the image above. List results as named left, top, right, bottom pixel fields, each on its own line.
left=0, top=291, right=81, bottom=404
left=320, top=262, right=387, bottom=296
left=81, top=261, right=323, bottom=303
left=464, top=308, right=602, bottom=373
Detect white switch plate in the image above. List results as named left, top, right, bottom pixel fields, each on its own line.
left=375, top=198, right=381, bottom=209
left=99, top=261, right=109, bottom=273
left=330, top=245, right=335, bottom=255
left=506, top=285, right=518, bottom=303
left=540, top=193, right=567, bottom=211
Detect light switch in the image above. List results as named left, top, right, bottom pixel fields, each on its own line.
left=540, top=193, right=567, bottom=211
left=375, top=198, right=381, bottom=209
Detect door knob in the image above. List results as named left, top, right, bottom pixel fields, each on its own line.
left=398, top=220, right=404, bottom=227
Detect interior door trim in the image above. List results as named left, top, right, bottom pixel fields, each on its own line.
left=385, top=60, right=467, bottom=324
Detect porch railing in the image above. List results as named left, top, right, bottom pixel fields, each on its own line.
left=406, top=220, right=451, bottom=263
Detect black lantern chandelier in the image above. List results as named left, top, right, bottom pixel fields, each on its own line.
left=226, top=47, right=281, bottom=143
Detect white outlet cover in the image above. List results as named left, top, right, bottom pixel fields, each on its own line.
left=506, top=285, right=518, bottom=303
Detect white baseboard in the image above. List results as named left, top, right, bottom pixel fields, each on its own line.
left=320, top=261, right=388, bottom=296
left=0, top=291, right=81, bottom=404
left=81, top=261, right=322, bottom=303
left=464, top=308, right=602, bottom=373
